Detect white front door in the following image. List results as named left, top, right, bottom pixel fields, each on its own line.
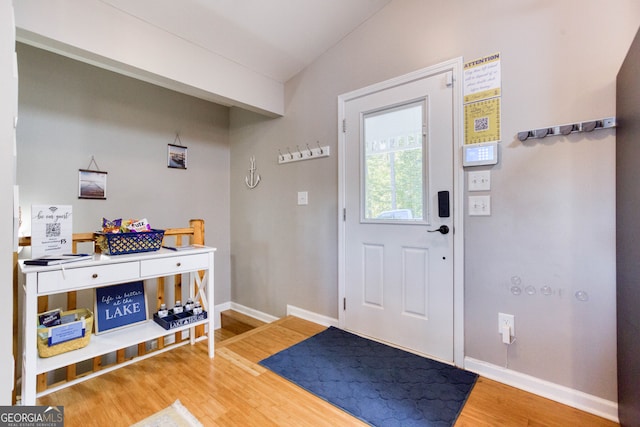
left=341, top=67, right=455, bottom=362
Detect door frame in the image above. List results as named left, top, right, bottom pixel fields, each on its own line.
left=337, top=57, right=465, bottom=367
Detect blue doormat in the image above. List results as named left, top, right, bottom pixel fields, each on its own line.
left=259, top=327, right=477, bottom=427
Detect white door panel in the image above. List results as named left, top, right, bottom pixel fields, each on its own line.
left=343, top=70, right=454, bottom=361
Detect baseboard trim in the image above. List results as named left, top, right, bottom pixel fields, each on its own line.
left=214, top=301, right=279, bottom=329
left=215, top=303, right=337, bottom=328
left=286, top=305, right=338, bottom=327
left=464, top=357, right=619, bottom=423
left=228, top=302, right=279, bottom=324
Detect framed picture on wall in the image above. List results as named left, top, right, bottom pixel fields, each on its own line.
left=168, top=144, right=187, bottom=169
left=78, top=169, right=107, bottom=200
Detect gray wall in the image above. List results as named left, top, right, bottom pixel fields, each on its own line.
left=229, top=0, right=640, bottom=401
left=230, top=109, right=338, bottom=316
left=16, top=44, right=232, bottom=306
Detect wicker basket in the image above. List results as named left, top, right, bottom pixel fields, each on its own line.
left=37, top=309, right=93, bottom=358
left=96, top=229, right=165, bottom=255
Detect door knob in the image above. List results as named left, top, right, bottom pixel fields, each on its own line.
left=427, top=225, right=450, bottom=235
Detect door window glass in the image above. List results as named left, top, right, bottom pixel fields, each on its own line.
left=362, top=101, right=425, bottom=221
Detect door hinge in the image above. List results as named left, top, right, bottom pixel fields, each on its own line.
left=343, top=297, right=346, bottom=310
left=342, top=119, right=346, bottom=133
left=343, top=208, right=346, bottom=221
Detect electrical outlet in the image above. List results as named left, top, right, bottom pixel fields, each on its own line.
left=498, top=313, right=515, bottom=336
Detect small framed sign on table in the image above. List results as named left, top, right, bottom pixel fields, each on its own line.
left=94, top=281, right=148, bottom=334
left=30, top=205, right=73, bottom=258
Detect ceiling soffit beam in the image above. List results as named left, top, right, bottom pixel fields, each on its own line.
left=14, top=0, right=284, bottom=118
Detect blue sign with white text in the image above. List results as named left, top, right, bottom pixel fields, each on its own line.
left=95, top=281, right=147, bottom=333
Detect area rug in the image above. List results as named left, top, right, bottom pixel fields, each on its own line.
left=259, top=327, right=477, bottom=427
left=130, top=400, right=203, bottom=427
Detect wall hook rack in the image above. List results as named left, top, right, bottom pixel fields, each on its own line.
left=278, top=142, right=330, bottom=164
left=517, top=116, right=616, bottom=142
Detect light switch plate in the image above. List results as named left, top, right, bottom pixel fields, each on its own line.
left=297, top=191, right=308, bottom=205
left=468, top=171, right=491, bottom=191
left=469, top=195, right=491, bottom=216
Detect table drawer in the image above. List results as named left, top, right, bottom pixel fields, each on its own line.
left=140, top=253, right=209, bottom=277
left=37, top=262, right=140, bottom=294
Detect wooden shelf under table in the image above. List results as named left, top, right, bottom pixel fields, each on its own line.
left=36, top=317, right=209, bottom=374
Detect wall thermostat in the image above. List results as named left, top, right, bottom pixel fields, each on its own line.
left=463, top=142, right=498, bottom=167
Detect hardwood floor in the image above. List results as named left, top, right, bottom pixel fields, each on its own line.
left=36, top=316, right=618, bottom=426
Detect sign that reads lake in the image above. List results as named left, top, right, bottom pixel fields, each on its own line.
left=94, top=281, right=148, bottom=334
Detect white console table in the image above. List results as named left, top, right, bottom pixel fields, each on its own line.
left=19, top=246, right=216, bottom=405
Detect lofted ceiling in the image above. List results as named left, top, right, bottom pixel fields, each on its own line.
left=100, top=0, right=391, bottom=83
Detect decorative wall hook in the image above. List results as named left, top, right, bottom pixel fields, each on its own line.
left=244, top=156, right=261, bottom=189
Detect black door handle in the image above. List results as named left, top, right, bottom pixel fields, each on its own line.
left=427, top=225, right=450, bottom=235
